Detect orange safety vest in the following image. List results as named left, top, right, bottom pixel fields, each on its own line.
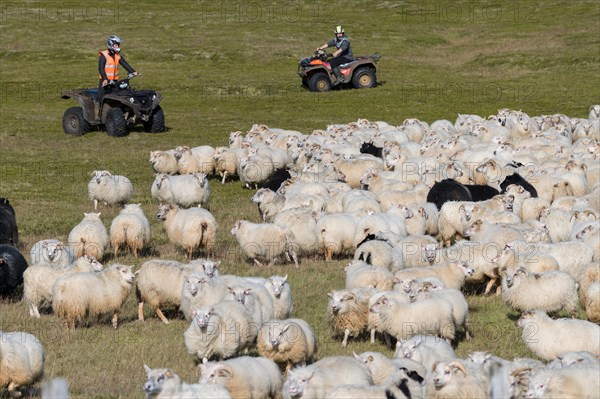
left=99, top=50, right=121, bottom=80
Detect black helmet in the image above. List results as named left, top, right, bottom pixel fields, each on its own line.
left=107, top=35, right=121, bottom=53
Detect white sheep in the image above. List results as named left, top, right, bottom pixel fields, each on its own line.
left=396, top=334, right=457, bottom=371
left=366, top=290, right=410, bottom=345
left=526, top=363, right=600, bottom=398
left=501, top=266, right=579, bottom=316
left=238, top=153, right=275, bottom=189
left=425, top=360, right=488, bottom=399
left=52, top=264, right=135, bottom=331
left=28, top=239, right=74, bottom=267
left=109, top=203, right=151, bottom=257
left=156, top=204, right=217, bottom=259
left=393, top=262, right=474, bottom=290
left=264, top=275, right=293, bottom=319
left=317, top=213, right=360, bottom=260
left=257, top=318, right=318, bottom=371
left=585, top=282, right=600, bottom=323
left=214, top=146, right=242, bottom=184
left=354, top=236, right=405, bottom=272
left=463, top=219, right=525, bottom=247
left=149, top=150, right=179, bottom=175
left=0, top=331, right=45, bottom=396
left=151, top=173, right=210, bottom=208
left=226, top=280, right=275, bottom=327
left=516, top=310, right=600, bottom=360
left=67, top=212, right=109, bottom=260
left=438, top=202, right=486, bottom=246
left=179, top=272, right=229, bottom=321
left=272, top=207, right=320, bottom=256
left=198, top=356, right=283, bottom=399
left=183, top=300, right=256, bottom=360
left=327, top=288, right=376, bottom=347
left=88, top=170, right=133, bottom=210
left=344, top=259, right=394, bottom=290
left=283, top=356, right=373, bottom=399
left=175, top=145, right=215, bottom=175
left=143, top=365, right=232, bottom=399
left=23, top=255, right=103, bottom=318
left=399, top=234, right=441, bottom=268
left=230, top=219, right=298, bottom=266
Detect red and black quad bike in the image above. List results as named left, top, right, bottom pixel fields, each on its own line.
left=298, top=50, right=380, bottom=92
left=61, top=74, right=165, bottom=137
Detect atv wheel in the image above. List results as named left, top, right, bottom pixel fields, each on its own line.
left=308, top=72, right=332, bottom=92
left=143, top=106, right=165, bottom=133
left=106, top=108, right=128, bottom=137
left=352, top=67, right=377, bottom=89
left=62, top=107, right=90, bottom=136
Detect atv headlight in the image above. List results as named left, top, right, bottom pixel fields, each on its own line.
left=129, top=97, right=135, bottom=103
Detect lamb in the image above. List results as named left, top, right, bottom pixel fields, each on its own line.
left=230, top=220, right=298, bottom=266
left=344, top=259, right=393, bottom=290
left=156, top=204, right=217, bottom=259
left=396, top=334, right=457, bottom=371
left=425, top=360, right=488, bottom=399
left=0, top=331, right=45, bottom=396
left=393, top=262, right=474, bottom=290
left=516, top=310, right=600, bottom=360
left=438, top=202, right=486, bottom=246
left=24, top=255, right=103, bottom=318
left=327, top=288, right=376, bottom=347
left=226, top=281, right=275, bottom=327
left=87, top=170, right=133, bottom=210
left=52, top=264, right=135, bottom=331
left=179, top=272, right=229, bottom=321
left=501, top=266, right=579, bottom=316
left=143, top=365, right=232, bottom=399
left=257, top=318, right=318, bottom=371
left=183, top=300, right=256, bottom=360
left=67, top=212, right=109, bottom=261
left=175, top=145, right=215, bottom=175
left=109, top=203, right=151, bottom=257
left=264, top=275, right=293, bottom=319
left=135, top=259, right=212, bottom=323
left=149, top=150, right=179, bottom=175
left=0, top=244, right=29, bottom=296
left=283, top=356, right=373, bottom=399
left=367, top=290, right=411, bottom=344
left=317, top=213, right=359, bottom=260
left=369, top=293, right=456, bottom=342
left=153, top=173, right=211, bottom=209
left=0, top=197, right=19, bottom=246
left=29, top=239, right=74, bottom=267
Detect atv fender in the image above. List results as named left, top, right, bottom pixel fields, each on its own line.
left=61, top=91, right=97, bottom=123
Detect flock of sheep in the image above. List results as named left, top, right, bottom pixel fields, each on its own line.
left=1, top=105, right=600, bottom=398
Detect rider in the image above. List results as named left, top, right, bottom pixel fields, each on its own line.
left=316, top=26, right=353, bottom=85
left=98, top=35, right=139, bottom=99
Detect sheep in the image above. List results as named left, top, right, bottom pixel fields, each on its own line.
left=526, top=363, right=600, bottom=398
left=179, top=272, right=230, bottom=321
left=52, top=264, right=135, bottom=331
left=214, top=146, right=242, bottom=184
left=0, top=331, right=45, bottom=396
left=87, top=170, right=133, bottom=210
left=463, top=219, right=525, bottom=247
left=151, top=173, right=211, bottom=208
left=28, top=239, right=74, bottom=267
left=425, top=360, right=488, bottom=399
left=327, top=287, right=376, bottom=347
left=230, top=220, right=298, bottom=266
left=143, top=365, right=232, bottom=399
left=149, top=150, right=179, bottom=175
left=369, top=293, right=456, bottom=342
left=251, top=188, right=284, bottom=221
left=156, top=204, right=217, bottom=259
left=0, top=197, right=19, bottom=246
left=283, top=356, right=373, bottom=399
left=500, top=172, right=538, bottom=198
left=226, top=280, right=275, bottom=327
left=438, top=202, right=486, bottom=246
left=367, top=290, right=411, bottom=344
left=353, top=351, right=426, bottom=392
left=257, top=318, right=318, bottom=371
left=393, top=262, right=474, bottom=291
left=578, top=263, right=600, bottom=305
left=516, top=310, right=600, bottom=360
left=23, top=255, right=103, bottom=318
left=345, top=259, right=394, bottom=290
left=183, top=300, right=256, bottom=361
left=399, top=234, right=441, bottom=268
left=109, top=203, right=151, bottom=257
left=317, top=213, right=360, bottom=260
left=326, top=368, right=421, bottom=399
left=198, top=356, right=283, bottom=399
left=585, top=282, right=600, bottom=323
left=501, top=266, right=579, bottom=316
left=135, top=259, right=212, bottom=323
left=521, top=197, right=551, bottom=221
left=261, top=168, right=293, bottom=192
left=493, top=242, right=559, bottom=274
left=238, top=153, right=275, bottom=189
left=67, top=212, right=109, bottom=261
left=175, top=145, right=215, bottom=175
left=0, top=244, right=28, bottom=296
left=396, top=334, right=457, bottom=371
left=264, top=275, right=293, bottom=319
left=354, top=235, right=405, bottom=272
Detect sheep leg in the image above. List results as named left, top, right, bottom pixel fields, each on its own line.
left=93, top=199, right=98, bottom=210
left=253, top=258, right=263, bottom=266
left=221, top=171, right=227, bottom=184
left=383, top=332, right=392, bottom=348
left=342, top=329, right=350, bottom=347
left=138, top=302, right=145, bottom=321
left=484, top=278, right=497, bottom=295
left=289, top=250, right=299, bottom=268
left=370, top=328, right=376, bottom=344
left=155, top=308, right=170, bottom=324
left=7, top=382, right=22, bottom=398
left=112, top=312, right=119, bottom=329
left=28, top=303, right=41, bottom=318
left=113, top=244, right=119, bottom=258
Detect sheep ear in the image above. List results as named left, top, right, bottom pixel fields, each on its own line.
left=143, top=364, right=152, bottom=374
left=283, top=275, right=288, bottom=282
left=352, top=351, right=359, bottom=359
left=327, top=291, right=334, bottom=299
left=431, top=361, right=439, bottom=372
left=164, top=369, right=173, bottom=378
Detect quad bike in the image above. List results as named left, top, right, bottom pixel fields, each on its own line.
left=298, top=50, right=380, bottom=92
left=61, top=74, right=165, bottom=137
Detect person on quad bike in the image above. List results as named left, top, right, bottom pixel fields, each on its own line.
left=316, top=26, right=353, bottom=85
left=98, top=35, right=139, bottom=99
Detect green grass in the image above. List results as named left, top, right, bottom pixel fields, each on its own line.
left=0, top=0, right=599, bottom=397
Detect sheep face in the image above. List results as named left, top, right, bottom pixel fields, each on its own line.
left=327, top=290, right=355, bottom=315
left=156, top=204, right=175, bottom=220
left=516, top=310, right=544, bottom=329
left=466, top=351, right=492, bottom=366
left=504, top=267, right=527, bottom=288
left=83, top=255, right=103, bottom=272
left=198, top=362, right=232, bottom=385
left=185, top=274, right=205, bottom=296
left=422, top=243, right=440, bottom=263
left=91, top=170, right=111, bottom=184
left=41, top=240, right=63, bottom=262
left=263, top=321, right=296, bottom=351
left=286, top=368, right=314, bottom=398
left=230, top=220, right=242, bottom=236
left=200, top=260, right=220, bottom=278
left=268, top=275, right=288, bottom=298
left=228, top=286, right=251, bottom=305
left=575, top=224, right=597, bottom=240
left=117, top=265, right=135, bottom=285
left=192, top=306, right=213, bottom=329
left=143, top=365, right=179, bottom=395
left=431, top=361, right=467, bottom=389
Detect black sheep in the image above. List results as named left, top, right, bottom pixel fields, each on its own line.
left=426, top=179, right=473, bottom=210
left=0, top=197, right=19, bottom=246
left=463, top=184, right=500, bottom=201
left=0, top=244, right=28, bottom=296
left=260, top=168, right=292, bottom=192
left=360, top=141, right=383, bottom=158
left=500, top=173, right=538, bottom=198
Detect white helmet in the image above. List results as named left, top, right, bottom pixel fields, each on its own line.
left=107, top=35, right=121, bottom=53
left=334, top=26, right=345, bottom=35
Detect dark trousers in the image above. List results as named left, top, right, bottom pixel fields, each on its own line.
left=329, top=56, right=353, bottom=69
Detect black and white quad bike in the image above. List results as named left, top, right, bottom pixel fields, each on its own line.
left=298, top=49, right=380, bottom=92
left=61, top=74, right=165, bottom=137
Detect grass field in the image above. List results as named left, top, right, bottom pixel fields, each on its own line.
left=1, top=0, right=599, bottom=397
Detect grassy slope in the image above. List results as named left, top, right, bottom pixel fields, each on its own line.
left=0, top=0, right=599, bottom=397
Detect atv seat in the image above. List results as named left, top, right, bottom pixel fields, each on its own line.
left=339, top=60, right=358, bottom=68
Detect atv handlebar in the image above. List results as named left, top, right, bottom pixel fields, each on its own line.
left=107, top=73, right=141, bottom=89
